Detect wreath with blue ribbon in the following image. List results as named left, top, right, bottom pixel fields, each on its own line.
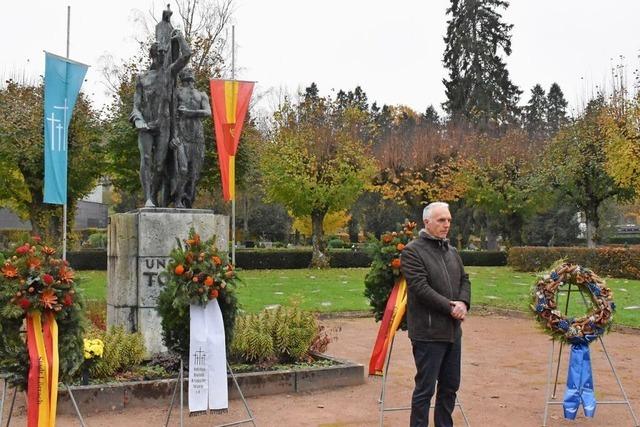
left=531, top=263, right=616, bottom=420
left=531, top=263, right=615, bottom=344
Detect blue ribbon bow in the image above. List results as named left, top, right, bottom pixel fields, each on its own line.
left=563, top=341, right=597, bottom=419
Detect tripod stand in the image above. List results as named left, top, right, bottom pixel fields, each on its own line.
left=164, top=358, right=256, bottom=427
left=377, top=334, right=470, bottom=427
left=0, top=375, right=87, bottom=427
left=541, top=283, right=639, bottom=426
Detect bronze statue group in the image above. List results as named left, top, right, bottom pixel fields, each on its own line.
left=129, top=6, right=211, bottom=209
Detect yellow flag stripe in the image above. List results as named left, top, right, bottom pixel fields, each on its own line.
left=48, top=314, right=59, bottom=427
left=32, top=312, right=51, bottom=427
left=229, top=155, right=236, bottom=200
left=388, top=278, right=407, bottom=335
left=224, top=81, right=239, bottom=124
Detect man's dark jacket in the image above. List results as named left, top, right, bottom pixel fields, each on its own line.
left=400, top=230, right=471, bottom=343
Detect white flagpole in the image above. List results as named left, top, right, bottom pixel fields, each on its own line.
left=231, top=25, right=236, bottom=266
left=62, top=5, right=70, bottom=261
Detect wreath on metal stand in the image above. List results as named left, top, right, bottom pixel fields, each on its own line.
left=531, top=262, right=616, bottom=421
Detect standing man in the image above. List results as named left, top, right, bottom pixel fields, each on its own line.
left=401, top=202, right=471, bottom=427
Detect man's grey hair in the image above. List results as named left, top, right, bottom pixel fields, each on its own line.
left=423, top=202, right=450, bottom=221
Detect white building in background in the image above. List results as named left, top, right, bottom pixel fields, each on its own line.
left=0, top=182, right=109, bottom=231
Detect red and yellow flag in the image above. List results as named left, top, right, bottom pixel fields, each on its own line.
left=368, top=278, right=407, bottom=376
left=209, top=79, right=255, bottom=201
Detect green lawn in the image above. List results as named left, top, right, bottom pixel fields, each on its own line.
left=76, top=266, right=640, bottom=327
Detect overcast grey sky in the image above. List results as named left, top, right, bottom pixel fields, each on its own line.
left=4, top=0, right=640, bottom=116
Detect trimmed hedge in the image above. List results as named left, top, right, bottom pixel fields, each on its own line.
left=235, top=249, right=506, bottom=269
left=459, top=251, right=507, bottom=266
left=607, top=235, right=640, bottom=245
left=68, top=250, right=107, bottom=270
left=65, top=249, right=508, bottom=270
left=508, top=246, right=640, bottom=279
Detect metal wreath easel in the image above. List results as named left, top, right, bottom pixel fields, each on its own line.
left=541, top=282, right=640, bottom=426
left=0, top=375, right=87, bottom=427
left=377, top=334, right=471, bottom=427
left=164, top=358, right=256, bottom=427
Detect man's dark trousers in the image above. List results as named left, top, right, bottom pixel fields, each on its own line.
left=410, top=336, right=461, bottom=427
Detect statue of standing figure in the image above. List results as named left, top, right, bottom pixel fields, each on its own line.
left=174, top=68, right=212, bottom=208
left=130, top=4, right=210, bottom=208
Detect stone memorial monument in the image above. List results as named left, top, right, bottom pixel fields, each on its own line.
left=107, top=5, right=227, bottom=354
left=107, top=209, right=227, bottom=354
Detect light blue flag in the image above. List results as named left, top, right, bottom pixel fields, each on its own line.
left=43, top=51, right=88, bottom=205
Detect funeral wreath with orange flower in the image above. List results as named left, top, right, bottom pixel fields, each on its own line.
left=364, top=221, right=417, bottom=330
left=0, top=237, right=85, bottom=388
left=157, top=228, right=239, bottom=360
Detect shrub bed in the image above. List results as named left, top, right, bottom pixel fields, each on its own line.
left=508, top=246, right=640, bottom=279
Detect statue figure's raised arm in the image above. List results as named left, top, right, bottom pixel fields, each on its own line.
left=170, top=29, right=192, bottom=78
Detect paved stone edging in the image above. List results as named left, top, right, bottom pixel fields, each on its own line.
left=56, top=354, right=364, bottom=415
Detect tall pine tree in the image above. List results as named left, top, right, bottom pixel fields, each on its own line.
left=523, top=84, right=548, bottom=140
left=547, top=82, right=569, bottom=134
left=442, top=0, right=521, bottom=131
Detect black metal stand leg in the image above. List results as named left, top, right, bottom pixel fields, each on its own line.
left=215, top=361, right=256, bottom=427
left=165, top=368, right=180, bottom=427
left=543, top=339, right=555, bottom=427
left=0, top=378, right=6, bottom=427
left=378, top=335, right=396, bottom=427
left=64, top=383, right=87, bottom=427
left=551, top=340, right=564, bottom=399
left=5, top=387, right=16, bottom=427
left=179, top=360, right=184, bottom=427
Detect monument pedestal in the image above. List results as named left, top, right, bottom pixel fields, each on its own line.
left=107, top=208, right=229, bottom=354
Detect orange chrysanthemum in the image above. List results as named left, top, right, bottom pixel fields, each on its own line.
left=186, top=234, right=201, bottom=247
left=382, top=234, right=393, bottom=244
left=390, top=258, right=401, bottom=269
left=58, top=266, right=74, bottom=284
left=27, top=257, right=41, bottom=270
left=396, top=243, right=405, bottom=251
left=41, top=246, right=56, bottom=256
left=41, top=289, right=58, bottom=309
left=2, top=262, right=18, bottom=279
left=211, top=256, right=222, bottom=266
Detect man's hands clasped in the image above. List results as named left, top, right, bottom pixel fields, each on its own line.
left=449, top=301, right=467, bottom=321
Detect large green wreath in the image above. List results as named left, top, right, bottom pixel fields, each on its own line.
left=0, top=238, right=85, bottom=389
left=364, top=222, right=417, bottom=329
left=157, top=228, right=238, bottom=361
left=531, top=263, right=615, bottom=344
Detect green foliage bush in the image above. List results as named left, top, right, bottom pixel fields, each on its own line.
left=86, top=232, right=108, bottom=248
left=0, top=230, right=31, bottom=251
left=328, top=238, right=347, bottom=249
left=88, top=326, right=146, bottom=379
left=508, top=246, right=640, bottom=279
left=230, top=307, right=318, bottom=365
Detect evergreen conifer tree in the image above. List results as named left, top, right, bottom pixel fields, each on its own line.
left=442, top=0, right=521, bottom=131
left=547, top=82, right=569, bottom=134
left=523, top=84, right=548, bottom=139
